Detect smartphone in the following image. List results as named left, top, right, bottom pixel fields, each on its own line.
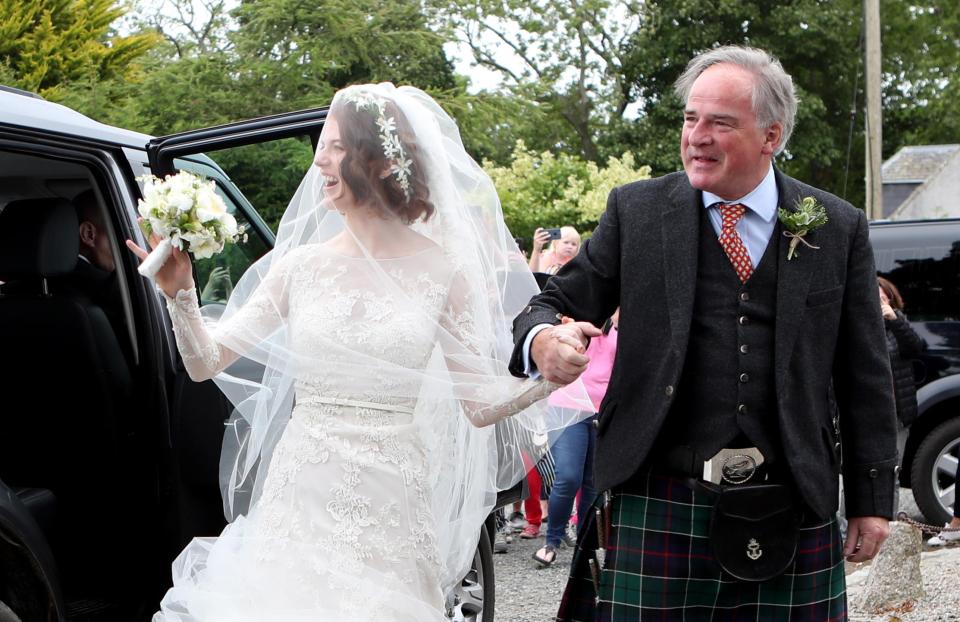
left=545, top=227, right=562, bottom=240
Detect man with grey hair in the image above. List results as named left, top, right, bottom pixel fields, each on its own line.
left=510, top=45, right=897, bottom=620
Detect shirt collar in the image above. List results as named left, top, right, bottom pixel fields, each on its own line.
left=701, top=164, right=778, bottom=223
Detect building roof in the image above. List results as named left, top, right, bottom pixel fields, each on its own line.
left=882, top=144, right=960, bottom=183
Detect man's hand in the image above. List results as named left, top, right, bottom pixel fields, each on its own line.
left=843, top=516, right=890, bottom=562
left=530, top=320, right=603, bottom=384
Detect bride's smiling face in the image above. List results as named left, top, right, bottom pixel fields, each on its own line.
left=314, top=117, right=357, bottom=209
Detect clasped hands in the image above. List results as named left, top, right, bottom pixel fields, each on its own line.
left=530, top=316, right=603, bottom=384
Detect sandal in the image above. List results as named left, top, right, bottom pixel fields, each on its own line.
left=532, top=544, right=558, bottom=567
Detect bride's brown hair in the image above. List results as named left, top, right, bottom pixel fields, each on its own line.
left=331, top=97, right=435, bottom=224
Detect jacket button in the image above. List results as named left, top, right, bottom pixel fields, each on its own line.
left=739, top=344, right=749, bottom=354
left=525, top=305, right=532, bottom=314
left=592, top=419, right=599, bottom=429
left=737, top=404, right=747, bottom=414
left=740, top=292, right=750, bottom=302
left=834, top=442, right=841, bottom=452
left=555, top=313, right=563, bottom=321
left=739, top=373, right=749, bottom=383
left=869, top=468, right=879, bottom=478
left=665, top=385, right=674, bottom=396
left=739, top=315, right=749, bottom=325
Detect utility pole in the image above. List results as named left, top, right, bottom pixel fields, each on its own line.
left=864, top=0, right=883, bottom=219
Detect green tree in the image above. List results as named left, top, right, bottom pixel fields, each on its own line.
left=622, top=0, right=863, bottom=202
left=485, top=140, right=650, bottom=241
left=0, top=0, right=158, bottom=100
left=880, top=2, right=960, bottom=154
left=433, top=0, right=643, bottom=162
left=114, top=0, right=465, bottom=230
left=620, top=0, right=960, bottom=210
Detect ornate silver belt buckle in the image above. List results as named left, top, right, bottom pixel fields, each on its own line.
left=702, top=447, right=764, bottom=485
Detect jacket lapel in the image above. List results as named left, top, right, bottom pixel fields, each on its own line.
left=662, top=180, right=700, bottom=355
left=774, top=169, right=820, bottom=390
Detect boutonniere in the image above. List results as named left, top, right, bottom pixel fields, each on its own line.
left=778, top=196, right=828, bottom=261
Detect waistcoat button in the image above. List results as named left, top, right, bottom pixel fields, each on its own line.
left=665, top=385, right=674, bottom=396
left=739, top=373, right=749, bottom=383
left=740, top=292, right=750, bottom=302
left=739, top=315, right=749, bottom=325
left=739, top=344, right=749, bottom=354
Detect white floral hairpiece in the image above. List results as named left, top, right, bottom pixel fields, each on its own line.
left=340, top=89, right=413, bottom=202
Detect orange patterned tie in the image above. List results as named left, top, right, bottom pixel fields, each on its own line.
left=717, top=203, right=753, bottom=283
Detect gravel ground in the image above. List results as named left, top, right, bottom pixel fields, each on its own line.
left=492, top=526, right=570, bottom=622
left=493, top=489, right=960, bottom=622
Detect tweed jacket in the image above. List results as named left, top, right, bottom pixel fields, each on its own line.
left=510, top=168, right=899, bottom=520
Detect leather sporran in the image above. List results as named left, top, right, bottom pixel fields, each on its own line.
left=708, top=483, right=800, bottom=582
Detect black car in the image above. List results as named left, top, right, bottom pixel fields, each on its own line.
left=871, top=218, right=960, bottom=525
left=0, top=87, right=503, bottom=622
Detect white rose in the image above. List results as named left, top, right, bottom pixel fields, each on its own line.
left=191, top=237, right=223, bottom=259
left=167, top=172, right=196, bottom=196
left=196, top=186, right=227, bottom=222
left=137, top=198, right=152, bottom=219
left=151, top=217, right=172, bottom=239
left=166, top=188, right=194, bottom=214
left=142, top=180, right=160, bottom=203
left=220, top=212, right=238, bottom=237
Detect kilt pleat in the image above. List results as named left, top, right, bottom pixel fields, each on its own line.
left=557, top=470, right=847, bottom=622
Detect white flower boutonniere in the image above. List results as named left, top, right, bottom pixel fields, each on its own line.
left=778, top=196, right=828, bottom=261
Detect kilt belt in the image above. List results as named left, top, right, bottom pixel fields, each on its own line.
left=557, top=468, right=848, bottom=622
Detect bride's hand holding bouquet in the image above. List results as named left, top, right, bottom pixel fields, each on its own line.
left=124, top=172, right=245, bottom=298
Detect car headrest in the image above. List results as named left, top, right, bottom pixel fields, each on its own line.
left=0, top=199, right=79, bottom=280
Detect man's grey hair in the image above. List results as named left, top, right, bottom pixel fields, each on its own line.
left=674, top=45, right=797, bottom=155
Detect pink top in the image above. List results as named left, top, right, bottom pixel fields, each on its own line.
left=549, top=325, right=618, bottom=412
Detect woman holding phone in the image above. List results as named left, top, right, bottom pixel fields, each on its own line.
left=529, top=226, right=581, bottom=274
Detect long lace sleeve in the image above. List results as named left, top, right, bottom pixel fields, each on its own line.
left=163, top=256, right=292, bottom=382
left=164, top=287, right=236, bottom=381
left=461, top=376, right=560, bottom=427
left=439, top=271, right=560, bottom=427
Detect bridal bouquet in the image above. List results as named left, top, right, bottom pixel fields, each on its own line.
left=136, top=171, right=246, bottom=277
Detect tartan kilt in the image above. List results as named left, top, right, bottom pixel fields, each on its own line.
left=557, top=470, right=847, bottom=622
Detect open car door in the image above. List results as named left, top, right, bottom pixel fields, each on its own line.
left=142, top=107, right=328, bottom=552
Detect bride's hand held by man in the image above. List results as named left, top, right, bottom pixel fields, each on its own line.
left=125, top=220, right=195, bottom=298
left=532, top=317, right=602, bottom=385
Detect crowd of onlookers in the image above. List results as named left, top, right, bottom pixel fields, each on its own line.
left=496, top=225, right=617, bottom=567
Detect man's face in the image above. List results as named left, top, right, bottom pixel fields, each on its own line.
left=680, top=63, right=782, bottom=200
left=79, top=220, right=115, bottom=272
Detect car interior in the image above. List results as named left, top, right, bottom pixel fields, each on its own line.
left=0, top=148, right=156, bottom=614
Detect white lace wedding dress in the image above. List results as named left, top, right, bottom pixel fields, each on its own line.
left=154, top=244, right=551, bottom=621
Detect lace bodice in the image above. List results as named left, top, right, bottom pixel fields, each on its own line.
left=163, top=243, right=554, bottom=426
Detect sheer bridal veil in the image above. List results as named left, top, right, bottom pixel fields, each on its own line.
left=201, top=83, right=592, bottom=595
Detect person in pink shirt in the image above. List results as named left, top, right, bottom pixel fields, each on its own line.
left=533, top=310, right=619, bottom=566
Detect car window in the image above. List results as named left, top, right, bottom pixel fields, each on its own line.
left=193, top=193, right=268, bottom=306
left=873, top=224, right=960, bottom=321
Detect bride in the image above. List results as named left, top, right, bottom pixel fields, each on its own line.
left=127, top=84, right=590, bottom=621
